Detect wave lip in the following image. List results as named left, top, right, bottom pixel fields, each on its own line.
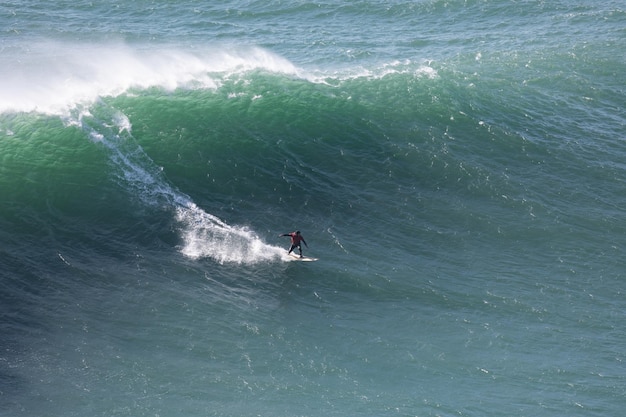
left=0, top=40, right=438, bottom=115
left=0, top=42, right=299, bottom=115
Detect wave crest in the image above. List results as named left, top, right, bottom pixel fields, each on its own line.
left=0, top=42, right=299, bottom=115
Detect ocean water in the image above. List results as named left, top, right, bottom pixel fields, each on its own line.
left=1, top=1, right=625, bottom=416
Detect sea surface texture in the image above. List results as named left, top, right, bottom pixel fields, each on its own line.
left=1, top=1, right=625, bottom=416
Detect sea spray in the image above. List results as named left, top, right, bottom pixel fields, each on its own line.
left=175, top=201, right=285, bottom=264
left=0, top=42, right=298, bottom=114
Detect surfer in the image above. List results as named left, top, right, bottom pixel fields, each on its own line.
left=280, top=230, right=308, bottom=258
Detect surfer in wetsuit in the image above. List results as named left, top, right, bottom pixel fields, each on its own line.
left=280, top=230, right=308, bottom=258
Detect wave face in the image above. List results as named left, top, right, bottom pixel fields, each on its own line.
left=2, top=1, right=626, bottom=416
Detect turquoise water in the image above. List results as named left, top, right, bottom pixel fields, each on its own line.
left=1, top=1, right=625, bottom=416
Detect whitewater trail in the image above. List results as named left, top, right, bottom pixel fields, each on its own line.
left=67, top=100, right=286, bottom=265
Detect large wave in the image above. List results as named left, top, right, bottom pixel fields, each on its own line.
left=72, top=100, right=289, bottom=264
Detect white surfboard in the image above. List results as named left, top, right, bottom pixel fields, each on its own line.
left=288, top=253, right=318, bottom=262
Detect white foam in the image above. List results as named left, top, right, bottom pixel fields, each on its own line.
left=0, top=41, right=299, bottom=115
left=304, top=59, right=438, bottom=85
left=175, top=201, right=286, bottom=265
left=0, top=40, right=436, bottom=114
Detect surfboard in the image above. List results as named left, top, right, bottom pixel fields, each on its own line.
left=289, top=253, right=318, bottom=262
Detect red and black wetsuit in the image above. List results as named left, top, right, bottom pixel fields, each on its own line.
left=281, top=231, right=308, bottom=256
